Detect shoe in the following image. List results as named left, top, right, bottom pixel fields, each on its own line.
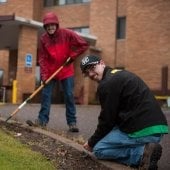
left=139, top=143, right=162, bottom=170
left=26, top=120, right=35, bottom=126
left=26, top=119, right=47, bottom=129
left=35, top=119, right=47, bottom=129
left=69, top=123, right=79, bottom=132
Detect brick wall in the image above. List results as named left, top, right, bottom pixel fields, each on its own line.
left=16, top=26, right=38, bottom=102
left=0, top=0, right=170, bottom=103
left=126, top=0, right=170, bottom=90
left=0, top=0, right=35, bottom=19
left=90, top=0, right=117, bottom=66
left=33, top=0, right=43, bottom=21
left=116, top=0, right=127, bottom=67
left=43, top=3, right=90, bottom=28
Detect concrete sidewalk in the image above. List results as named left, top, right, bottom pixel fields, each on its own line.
left=0, top=103, right=170, bottom=169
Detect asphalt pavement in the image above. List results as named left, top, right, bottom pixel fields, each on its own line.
left=0, top=103, right=169, bottom=170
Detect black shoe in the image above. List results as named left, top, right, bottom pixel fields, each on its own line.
left=69, top=124, right=79, bottom=132
left=139, top=143, right=162, bottom=170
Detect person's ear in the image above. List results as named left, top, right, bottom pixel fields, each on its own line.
left=100, top=60, right=105, bottom=65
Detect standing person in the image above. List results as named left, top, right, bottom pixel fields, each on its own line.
left=27, top=12, right=88, bottom=132
left=80, top=55, right=168, bottom=169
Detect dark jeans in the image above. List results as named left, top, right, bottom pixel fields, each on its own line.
left=38, top=76, right=77, bottom=125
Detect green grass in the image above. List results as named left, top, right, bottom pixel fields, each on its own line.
left=0, top=129, right=56, bottom=170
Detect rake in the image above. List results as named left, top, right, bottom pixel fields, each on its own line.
left=6, top=57, right=71, bottom=122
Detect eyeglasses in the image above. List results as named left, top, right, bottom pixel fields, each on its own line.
left=84, top=65, right=97, bottom=76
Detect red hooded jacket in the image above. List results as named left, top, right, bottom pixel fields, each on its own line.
left=38, top=18, right=88, bottom=80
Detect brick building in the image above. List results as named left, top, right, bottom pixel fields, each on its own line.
left=0, top=0, right=170, bottom=104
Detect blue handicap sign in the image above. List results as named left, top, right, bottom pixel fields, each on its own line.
left=25, top=54, right=32, bottom=67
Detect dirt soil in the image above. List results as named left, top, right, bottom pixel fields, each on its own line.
left=0, top=120, right=111, bottom=170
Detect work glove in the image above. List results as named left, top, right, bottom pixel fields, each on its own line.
left=41, top=80, right=46, bottom=86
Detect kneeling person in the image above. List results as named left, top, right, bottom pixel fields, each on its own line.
left=80, top=55, right=168, bottom=169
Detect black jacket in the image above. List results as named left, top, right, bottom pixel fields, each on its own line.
left=88, top=66, right=168, bottom=148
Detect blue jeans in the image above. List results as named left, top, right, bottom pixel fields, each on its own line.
left=93, top=128, right=162, bottom=166
left=38, top=76, right=77, bottom=125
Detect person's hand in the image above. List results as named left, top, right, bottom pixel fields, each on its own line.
left=41, top=80, right=46, bottom=85
left=40, top=78, right=47, bottom=86
left=83, top=142, right=92, bottom=152
left=65, top=57, right=74, bottom=66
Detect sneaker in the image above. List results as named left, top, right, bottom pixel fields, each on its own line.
left=26, top=119, right=47, bottom=129
left=69, top=123, right=79, bottom=132
left=139, top=143, right=162, bottom=170
left=26, top=120, right=35, bottom=126
left=35, top=119, right=47, bottom=129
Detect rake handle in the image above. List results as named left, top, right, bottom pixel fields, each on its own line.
left=5, top=57, right=71, bottom=122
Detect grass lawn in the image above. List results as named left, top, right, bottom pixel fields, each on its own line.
left=0, top=129, right=56, bottom=170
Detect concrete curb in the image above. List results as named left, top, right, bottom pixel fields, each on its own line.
left=0, top=117, right=135, bottom=170
left=26, top=125, right=136, bottom=170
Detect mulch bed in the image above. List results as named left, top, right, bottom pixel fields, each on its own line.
left=0, top=120, right=111, bottom=170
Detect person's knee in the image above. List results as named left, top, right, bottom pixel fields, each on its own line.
left=93, top=150, right=103, bottom=159
left=93, top=145, right=104, bottom=159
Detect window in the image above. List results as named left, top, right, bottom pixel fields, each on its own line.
left=35, top=66, right=40, bottom=87
left=117, top=16, right=126, bottom=39
left=60, top=0, right=90, bottom=5
left=44, top=0, right=59, bottom=7
left=70, top=27, right=89, bottom=34
left=44, top=0, right=90, bottom=7
left=0, top=0, right=7, bottom=3
left=0, top=69, right=4, bottom=86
